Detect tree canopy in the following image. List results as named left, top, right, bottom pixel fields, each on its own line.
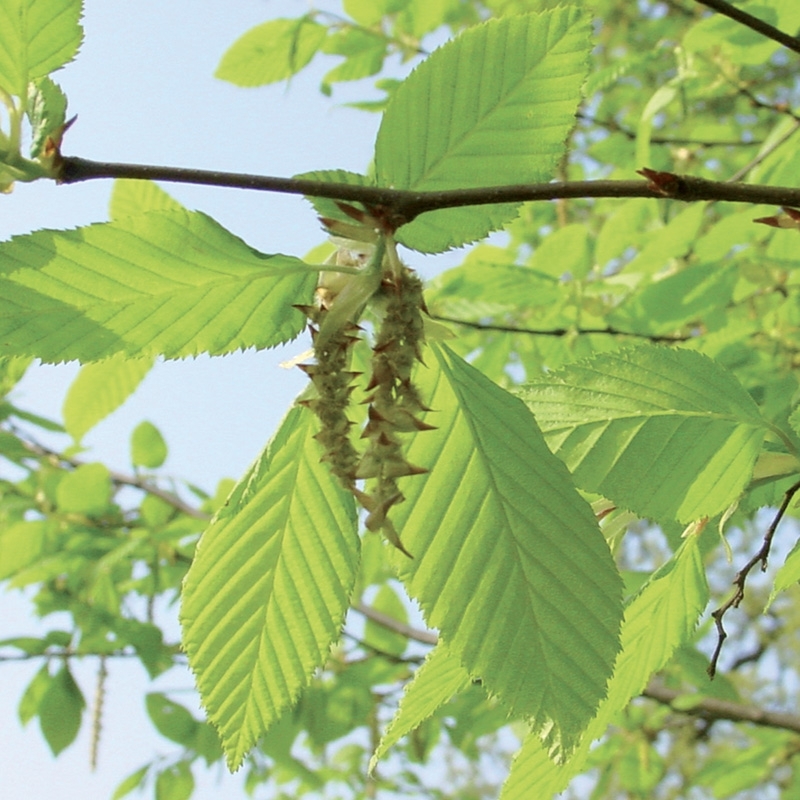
left=3, top=0, right=800, bottom=798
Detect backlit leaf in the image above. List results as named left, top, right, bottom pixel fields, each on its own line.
left=375, top=8, right=592, bottom=252
left=0, top=0, right=82, bottom=97
left=63, top=354, right=154, bottom=442
left=131, top=420, right=168, bottom=469
left=371, top=639, right=471, bottom=770
left=39, top=664, right=85, bottom=755
left=501, top=533, right=708, bottom=799
left=522, top=346, right=769, bottom=524
left=390, top=343, right=623, bottom=757
left=181, top=404, right=359, bottom=770
left=215, top=17, right=327, bottom=87
left=0, top=209, right=317, bottom=363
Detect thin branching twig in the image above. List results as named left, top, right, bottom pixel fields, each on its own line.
left=708, top=478, right=800, bottom=678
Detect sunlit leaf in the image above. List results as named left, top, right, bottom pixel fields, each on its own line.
left=0, top=210, right=317, bottom=363
left=55, top=462, right=112, bottom=515
left=215, top=17, right=327, bottom=87
left=390, top=343, right=623, bottom=757
left=0, top=0, right=82, bottom=97
left=371, top=639, right=471, bottom=770
left=522, top=346, right=769, bottom=524
left=375, top=8, right=592, bottom=252
left=501, top=533, right=708, bottom=798
left=131, top=420, right=168, bottom=469
left=63, top=354, right=154, bottom=442
left=181, top=405, right=359, bottom=770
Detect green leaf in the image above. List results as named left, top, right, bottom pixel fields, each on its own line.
left=26, top=76, right=67, bottom=158
left=112, top=766, right=149, bottom=800
left=0, top=520, right=51, bottom=579
left=390, top=343, right=623, bottom=757
left=154, top=762, right=194, bottom=800
left=375, top=9, right=591, bottom=253
left=0, top=0, right=83, bottom=97
left=767, top=538, right=800, bottom=609
left=56, top=462, right=112, bottom=515
left=294, top=168, right=374, bottom=226
left=18, top=663, right=51, bottom=725
left=501, top=533, right=709, bottom=799
left=522, top=346, right=769, bottom=524
left=344, top=0, right=409, bottom=26
left=181, top=404, right=360, bottom=770
left=146, top=693, right=199, bottom=747
left=215, top=17, right=327, bottom=87
left=109, top=179, right=185, bottom=219
left=371, top=640, right=471, bottom=770
left=131, top=420, right=168, bottom=469
left=0, top=209, right=317, bottom=362
left=63, top=354, right=154, bottom=442
left=363, top=584, right=409, bottom=657
left=611, top=262, right=737, bottom=334
left=39, top=664, right=85, bottom=755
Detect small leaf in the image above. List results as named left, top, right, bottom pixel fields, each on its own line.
left=112, top=766, right=150, bottom=800
left=375, top=9, right=592, bottom=252
left=146, top=693, right=199, bottom=747
left=27, top=77, right=67, bottom=158
left=39, top=665, right=85, bottom=755
left=371, top=640, right=471, bottom=770
left=154, top=762, right=194, bottom=800
left=766, top=538, right=800, bottom=609
left=390, top=343, right=623, bottom=757
left=0, top=0, right=83, bottom=97
left=56, top=462, right=112, bottom=516
left=522, top=346, right=769, bottom=524
left=215, top=17, right=327, bottom=87
left=63, top=354, right=154, bottom=442
left=18, top=663, right=51, bottom=725
left=181, top=404, right=359, bottom=770
left=131, top=420, right=168, bottom=469
left=0, top=209, right=317, bottom=362
left=0, top=520, right=51, bottom=580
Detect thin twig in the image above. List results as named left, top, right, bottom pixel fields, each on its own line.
left=576, top=112, right=763, bottom=148
left=429, top=314, right=692, bottom=343
left=644, top=681, right=800, bottom=734
left=707, top=478, right=800, bottom=678
left=57, top=156, right=800, bottom=226
left=695, top=0, right=800, bottom=56
left=353, top=602, right=438, bottom=645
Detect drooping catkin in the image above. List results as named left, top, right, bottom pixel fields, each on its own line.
left=299, top=234, right=431, bottom=557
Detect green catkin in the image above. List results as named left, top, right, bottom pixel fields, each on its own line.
left=300, top=234, right=430, bottom=557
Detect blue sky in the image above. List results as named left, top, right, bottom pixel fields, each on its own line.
left=0, top=2, right=428, bottom=797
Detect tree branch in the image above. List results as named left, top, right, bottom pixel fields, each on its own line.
left=708, top=478, right=800, bottom=678
left=353, top=604, right=800, bottom=736
left=429, top=314, right=692, bottom=343
left=58, top=156, right=800, bottom=228
left=644, top=681, right=800, bottom=735
left=695, top=0, right=800, bottom=56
